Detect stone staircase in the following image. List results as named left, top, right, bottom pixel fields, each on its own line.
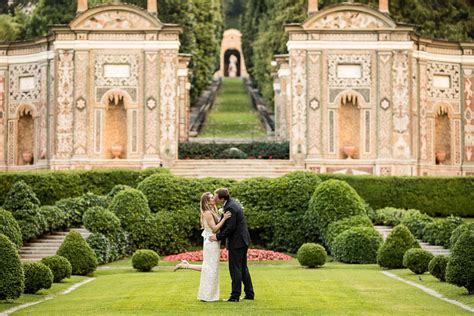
left=374, top=225, right=450, bottom=256
left=20, top=228, right=91, bottom=262
left=169, top=159, right=304, bottom=179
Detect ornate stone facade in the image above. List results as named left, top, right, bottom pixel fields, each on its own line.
left=274, top=2, right=474, bottom=175
left=0, top=3, right=190, bottom=170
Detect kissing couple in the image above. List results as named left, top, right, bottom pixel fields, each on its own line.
left=174, top=188, right=255, bottom=302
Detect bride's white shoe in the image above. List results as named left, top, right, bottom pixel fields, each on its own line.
left=174, top=260, right=190, bottom=271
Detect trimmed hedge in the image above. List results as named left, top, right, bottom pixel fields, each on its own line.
left=0, top=234, right=24, bottom=300
left=377, top=224, right=420, bottom=269
left=297, top=243, right=326, bottom=268
left=400, top=209, right=434, bottom=239
left=325, top=215, right=373, bottom=247
left=422, top=216, right=463, bottom=247
left=403, top=248, right=434, bottom=274
left=2, top=180, right=40, bottom=211
left=0, top=208, right=22, bottom=248
left=0, top=168, right=168, bottom=206
left=39, top=205, right=68, bottom=233
left=373, top=207, right=405, bottom=226
left=83, top=207, right=121, bottom=236
left=57, top=230, right=97, bottom=276
left=450, top=223, right=474, bottom=249
left=86, top=233, right=112, bottom=265
left=446, top=231, right=474, bottom=294
left=429, top=255, right=449, bottom=282
left=332, top=227, right=383, bottom=264
left=22, top=262, right=53, bottom=294
left=178, top=141, right=290, bottom=160
left=318, top=174, right=474, bottom=217
left=110, top=189, right=151, bottom=231
left=132, top=249, right=159, bottom=272
left=40, top=255, right=72, bottom=283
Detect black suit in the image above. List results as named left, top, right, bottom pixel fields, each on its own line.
left=216, top=198, right=254, bottom=300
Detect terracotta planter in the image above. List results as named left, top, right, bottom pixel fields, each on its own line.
left=436, top=150, right=447, bottom=165
left=111, top=144, right=123, bottom=159
left=22, top=151, right=33, bottom=165
left=343, top=145, right=356, bottom=159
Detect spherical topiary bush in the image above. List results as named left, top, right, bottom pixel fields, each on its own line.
left=297, top=243, right=326, bottom=268
left=332, top=227, right=383, bottom=264
left=325, top=215, right=373, bottom=247
left=429, top=255, right=449, bottom=282
left=137, top=174, right=192, bottom=212
left=41, top=255, right=72, bottom=283
left=107, top=184, right=132, bottom=200
left=39, top=205, right=68, bottom=233
left=218, top=147, right=248, bottom=159
left=22, top=262, right=53, bottom=294
left=400, top=209, right=434, bottom=239
left=374, top=207, right=405, bottom=226
left=0, top=234, right=24, bottom=300
left=446, top=231, right=474, bottom=294
left=14, top=208, right=47, bottom=242
left=435, top=216, right=463, bottom=247
left=132, top=249, right=159, bottom=272
left=403, top=248, right=434, bottom=274
left=83, top=207, right=121, bottom=236
left=377, top=224, right=420, bottom=269
left=306, top=180, right=366, bottom=236
left=0, top=208, right=22, bottom=248
left=110, top=189, right=151, bottom=230
left=57, top=230, right=97, bottom=275
left=86, top=233, right=112, bottom=265
left=273, top=171, right=322, bottom=213
left=2, top=180, right=40, bottom=211
left=449, top=223, right=474, bottom=249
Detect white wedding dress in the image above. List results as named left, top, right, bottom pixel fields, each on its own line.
left=197, top=219, right=221, bottom=301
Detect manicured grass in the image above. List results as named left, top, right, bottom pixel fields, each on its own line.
left=11, top=259, right=472, bottom=315
left=464, top=218, right=474, bottom=224
left=200, top=78, right=266, bottom=138
left=390, top=269, right=474, bottom=307
left=0, top=276, right=87, bottom=313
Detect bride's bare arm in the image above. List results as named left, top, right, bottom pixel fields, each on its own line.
left=203, top=212, right=231, bottom=233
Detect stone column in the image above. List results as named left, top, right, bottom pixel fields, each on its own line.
left=377, top=52, right=393, bottom=159
left=177, top=56, right=190, bottom=143
left=308, top=0, right=318, bottom=16
left=379, top=0, right=389, bottom=13
left=289, top=49, right=307, bottom=164
left=143, top=51, right=160, bottom=164
left=73, top=51, right=89, bottom=159
left=463, top=68, right=474, bottom=164
left=307, top=51, right=322, bottom=159
left=0, top=68, right=6, bottom=169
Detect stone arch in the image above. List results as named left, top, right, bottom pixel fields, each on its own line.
left=433, top=102, right=454, bottom=165
left=16, top=104, right=37, bottom=165
left=334, top=90, right=366, bottom=159
left=224, top=49, right=241, bottom=77
left=101, top=89, right=135, bottom=159
left=219, top=29, right=247, bottom=78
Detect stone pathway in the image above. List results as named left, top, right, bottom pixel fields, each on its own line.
left=374, top=225, right=450, bottom=256
left=20, top=227, right=91, bottom=261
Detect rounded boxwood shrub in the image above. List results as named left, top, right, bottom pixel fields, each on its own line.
left=374, top=207, right=405, bottom=226
left=14, top=208, right=47, bottom=242
left=403, top=248, right=434, bottom=274
left=41, top=255, right=72, bottom=283
left=325, top=215, right=373, bottom=247
left=377, top=224, right=420, bottom=269
left=332, top=227, right=383, bottom=264
left=110, top=189, right=151, bottom=230
left=107, top=184, right=132, bottom=200
left=446, top=231, right=474, bottom=294
left=2, top=180, right=40, bottom=211
left=423, top=216, right=463, bottom=247
left=429, top=255, right=449, bottom=282
left=218, top=147, right=248, bottom=159
left=449, top=223, right=474, bottom=249
left=86, top=233, right=112, bottom=265
left=297, top=243, right=326, bottom=268
left=0, top=208, right=22, bottom=248
left=57, top=230, right=97, bottom=275
left=83, top=207, right=121, bottom=236
left=132, top=249, right=159, bottom=272
left=39, top=205, right=68, bottom=233
left=0, top=234, right=24, bottom=300
left=22, top=262, right=53, bottom=294
left=400, top=209, right=434, bottom=239
left=306, top=180, right=366, bottom=236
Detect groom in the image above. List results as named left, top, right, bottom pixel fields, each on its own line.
left=209, top=188, right=254, bottom=302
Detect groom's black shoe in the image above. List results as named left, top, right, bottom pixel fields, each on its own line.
left=225, top=297, right=239, bottom=302
left=243, top=296, right=254, bottom=300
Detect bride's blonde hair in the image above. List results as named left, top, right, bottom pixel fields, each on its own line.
left=200, top=192, right=217, bottom=228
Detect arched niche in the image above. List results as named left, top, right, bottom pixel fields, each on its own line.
left=224, top=49, right=241, bottom=77
left=16, top=105, right=36, bottom=165
left=434, top=104, right=452, bottom=165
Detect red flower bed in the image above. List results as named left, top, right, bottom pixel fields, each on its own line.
left=164, top=249, right=293, bottom=262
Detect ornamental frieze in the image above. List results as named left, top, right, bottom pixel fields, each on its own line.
left=427, top=62, right=460, bottom=100
left=78, top=11, right=154, bottom=30
left=94, top=53, right=139, bottom=87
left=309, top=11, right=386, bottom=29
left=8, top=63, right=41, bottom=115
left=328, top=54, right=371, bottom=88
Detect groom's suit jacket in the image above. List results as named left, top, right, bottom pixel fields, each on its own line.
left=216, top=198, right=250, bottom=250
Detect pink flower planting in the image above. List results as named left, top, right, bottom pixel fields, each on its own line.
left=164, top=249, right=293, bottom=262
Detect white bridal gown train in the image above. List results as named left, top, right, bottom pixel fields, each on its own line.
left=198, top=220, right=220, bottom=301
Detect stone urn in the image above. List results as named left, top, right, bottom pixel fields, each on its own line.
left=343, top=145, right=356, bottom=159
left=436, top=150, right=447, bottom=165
left=22, top=151, right=33, bottom=165
left=111, top=144, right=123, bottom=159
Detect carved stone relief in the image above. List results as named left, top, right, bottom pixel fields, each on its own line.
left=427, top=62, right=460, bottom=100
left=290, top=49, right=307, bottom=159
left=392, top=52, right=410, bottom=159
left=328, top=54, right=371, bottom=88
left=145, top=51, right=159, bottom=155
left=77, top=11, right=155, bottom=30
left=0, top=70, right=5, bottom=164
left=74, top=51, right=89, bottom=156
left=8, top=63, right=41, bottom=116
left=464, top=69, right=474, bottom=161
left=308, top=11, right=387, bottom=29
left=378, top=53, right=392, bottom=158
left=307, top=52, right=321, bottom=157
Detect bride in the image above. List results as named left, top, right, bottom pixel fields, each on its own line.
left=174, top=192, right=231, bottom=301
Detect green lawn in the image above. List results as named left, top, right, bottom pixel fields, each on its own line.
left=200, top=78, right=267, bottom=138
left=8, top=259, right=472, bottom=315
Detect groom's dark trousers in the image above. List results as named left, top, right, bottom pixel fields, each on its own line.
left=216, top=198, right=254, bottom=300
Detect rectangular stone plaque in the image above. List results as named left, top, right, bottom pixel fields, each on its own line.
left=19, top=76, right=35, bottom=91
left=103, top=64, right=131, bottom=78
left=433, top=74, right=451, bottom=89
left=337, top=64, right=362, bottom=79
